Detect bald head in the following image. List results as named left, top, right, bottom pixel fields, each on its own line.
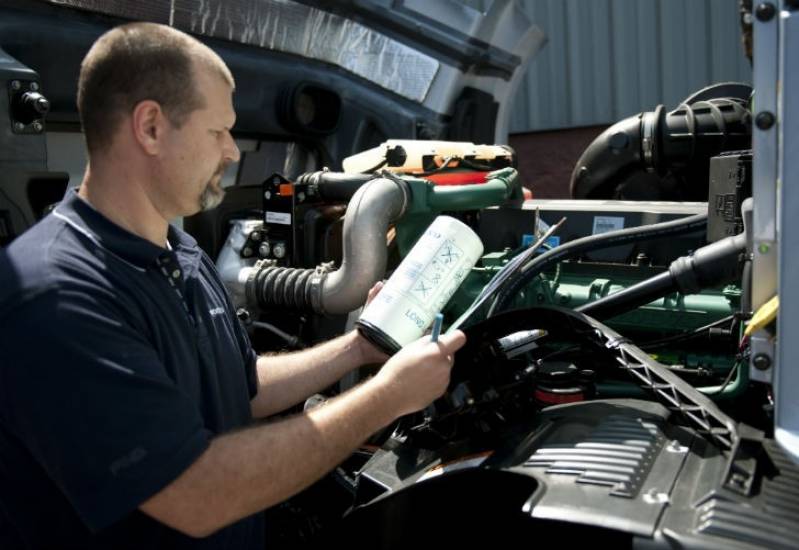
left=77, top=22, right=234, bottom=154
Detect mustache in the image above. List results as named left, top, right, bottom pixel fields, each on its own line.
left=215, top=161, right=231, bottom=176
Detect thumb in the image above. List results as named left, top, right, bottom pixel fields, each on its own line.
left=435, top=330, right=467, bottom=354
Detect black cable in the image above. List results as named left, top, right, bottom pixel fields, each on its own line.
left=417, top=156, right=457, bottom=176
left=488, top=213, right=708, bottom=316
left=709, top=359, right=741, bottom=396
left=638, top=315, right=736, bottom=350
left=362, top=158, right=388, bottom=173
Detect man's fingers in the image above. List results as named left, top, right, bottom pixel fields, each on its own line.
left=435, top=330, right=467, bottom=355
left=365, top=281, right=384, bottom=305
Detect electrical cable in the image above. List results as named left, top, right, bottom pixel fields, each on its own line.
left=488, top=213, right=708, bottom=317
left=639, top=315, right=736, bottom=350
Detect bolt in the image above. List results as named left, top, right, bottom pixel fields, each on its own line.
left=264, top=191, right=272, bottom=200
left=297, top=191, right=306, bottom=202
left=755, top=2, right=776, bottom=21
left=756, top=111, right=776, bottom=130
left=10, top=80, right=21, bottom=90
left=272, top=242, right=286, bottom=259
left=29, top=81, right=39, bottom=91
left=242, top=246, right=254, bottom=258
left=250, top=231, right=261, bottom=242
left=13, top=122, right=25, bottom=131
left=258, top=242, right=271, bottom=257
left=731, top=473, right=746, bottom=485
left=32, top=121, right=43, bottom=132
left=753, top=353, right=772, bottom=371
left=609, top=131, right=629, bottom=150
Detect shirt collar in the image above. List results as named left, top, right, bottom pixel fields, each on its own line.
left=54, top=189, right=201, bottom=269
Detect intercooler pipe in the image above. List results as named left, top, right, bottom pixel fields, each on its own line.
left=243, top=176, right=409, bottom=315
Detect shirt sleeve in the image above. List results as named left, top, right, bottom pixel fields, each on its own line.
left=0, top=287, right=212, bottom=533
left=234, top=313, right=258, bottom=399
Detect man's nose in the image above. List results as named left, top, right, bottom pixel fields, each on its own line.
left=224, top=131, right=240, bottom=163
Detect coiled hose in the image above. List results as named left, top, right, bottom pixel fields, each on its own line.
left=246, top=266, right=321, bottom=311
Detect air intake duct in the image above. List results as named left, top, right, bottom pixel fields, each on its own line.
left=571, top=83, right=752, bottom=201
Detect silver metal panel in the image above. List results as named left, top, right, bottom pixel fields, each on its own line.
left=176, top=0, right=440, bottom=103
left=775, top=1, right=799, bottom=464
left=749, top=0, right=779, bottom=385
left=421, top=1, right=545, bottom=141
left=508, top=0, right=752, bottom=133
left=44, top=0, right=442, bottom=103
left=751, top=0, right=779, bottom=311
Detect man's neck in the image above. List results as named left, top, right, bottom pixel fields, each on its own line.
left=78, top=159, right=170, bottom=248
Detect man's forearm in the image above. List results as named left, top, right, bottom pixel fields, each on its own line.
left=140, top=375, right=399, bottom=537
left=250, top=330, right=385, bottom=418
left=142, top=330, right=465, bottom=538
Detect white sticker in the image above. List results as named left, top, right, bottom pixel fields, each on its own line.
left=592, top=215, right=625, bottom=235
left=266, top=211, right=292, bottom=225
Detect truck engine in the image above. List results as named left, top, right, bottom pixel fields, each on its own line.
left=1, top=0, right=797, bottom=548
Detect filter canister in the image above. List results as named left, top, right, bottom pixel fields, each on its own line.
left=357, top=216, right=483, bottom=353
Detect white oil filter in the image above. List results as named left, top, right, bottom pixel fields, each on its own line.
left=357, top=215, right=483, bottom=353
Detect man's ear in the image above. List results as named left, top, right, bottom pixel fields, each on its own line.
left=131, top=100, right=167, bottom=155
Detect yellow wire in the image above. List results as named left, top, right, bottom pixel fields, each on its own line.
left=744, top=295, right=779, bottom=337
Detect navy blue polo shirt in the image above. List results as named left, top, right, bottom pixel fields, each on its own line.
left=0, top=190, right=263, bottom=549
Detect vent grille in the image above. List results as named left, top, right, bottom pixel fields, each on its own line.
left=696, top=440, right=799, bottom=550
left=524, top=415, right=663, bottom=498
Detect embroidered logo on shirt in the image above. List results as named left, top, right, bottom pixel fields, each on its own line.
left=209, top=307, right=225, bottom=317
left=110, top=447, right=148, bottom=476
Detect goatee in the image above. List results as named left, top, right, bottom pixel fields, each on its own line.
left=200, top=180, right=225, bottom=211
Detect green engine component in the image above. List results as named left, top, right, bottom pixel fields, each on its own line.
left=445, top=252, right=739, bottom=333
left=393, top=167, right=523, bottom=256
left=443, top=250, right=740, bottom=395
left=386, top=172, right=742, bottom=399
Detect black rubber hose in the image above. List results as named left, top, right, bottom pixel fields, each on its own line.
left=571, top=95, right=751, bottom=201
left=576, top=271, right=675, bottom=319
left=251, top=266, right=317, bottom=310
left=295, top=171, right=375, bottom=202
left=569, top=114, right=643, bottom=199
left=577, top=231, right=746, bottom=320
left=488, top=213, right=708, bottom=316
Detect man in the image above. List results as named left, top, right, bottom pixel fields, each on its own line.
left=0, top=22, right=465, bottom=549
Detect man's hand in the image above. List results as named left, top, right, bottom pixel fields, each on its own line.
left=374, top=330, right=466, bottom=417
left=143, top=324, right=465, bottom=538
left=365, top=280, right=384, bottom=306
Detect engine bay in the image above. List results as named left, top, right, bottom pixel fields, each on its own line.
left=1, top=0, right=796, bottom=548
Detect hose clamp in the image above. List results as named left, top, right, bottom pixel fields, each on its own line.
left=245, top=259, right=276, bottom=310
left=641, top=111, right=657, bottom=171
